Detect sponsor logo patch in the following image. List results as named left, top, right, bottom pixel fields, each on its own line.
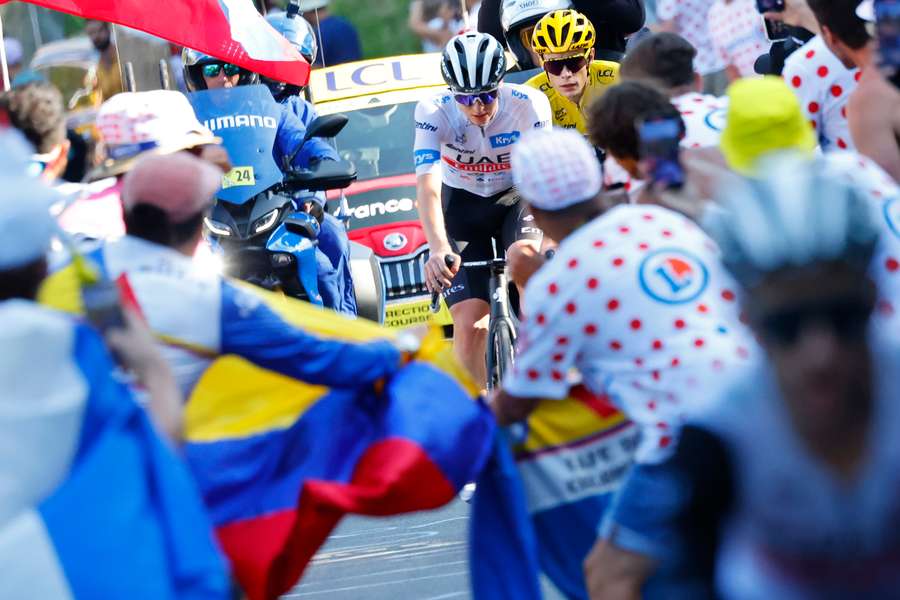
left=639, top=248, right=709, bottom=304
left=415, top=120, right=438, bottom=132
left=414, top=149, right=440, bottom=167
left=490, top=131, right=521, bottom=148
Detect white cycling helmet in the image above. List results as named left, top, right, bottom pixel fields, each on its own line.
left=500, top=0, right=573, bottom=67
left=441, top=33, right=507, bottom=94
left=706, top=152, right=880, bottom=288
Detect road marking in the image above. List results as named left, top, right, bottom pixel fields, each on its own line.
left=284, top=570, right=468, bottom=597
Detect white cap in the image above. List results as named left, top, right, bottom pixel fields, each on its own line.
left=512, top=128, right=602, bottom=211
left=88, top=90, right=220, bottom=181
left=296, top=0, right=329, bottom=11
left=857, top=0, right=874, bottom=22
left=3, top=38, right=23, bottom=66
left=0, top=130, right=59, bottom=270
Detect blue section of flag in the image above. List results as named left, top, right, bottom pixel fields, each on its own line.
left=39, top=324, right=230, bottom=600
left=470, top=431, right=542, bottom=600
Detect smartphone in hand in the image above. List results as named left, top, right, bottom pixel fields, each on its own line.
left=876, top=0, right=900, bottom=88
left=637, top=116, right=685, bottom=191
left=82, top=279, right=125, bottom=333
left=756, top=0, right=790, bottom=41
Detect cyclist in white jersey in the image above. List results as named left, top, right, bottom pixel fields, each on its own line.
left=415, top=32, right=552, bottom=384
left=585, top=154, right=900, bottom=600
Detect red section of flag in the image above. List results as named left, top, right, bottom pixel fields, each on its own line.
left=216, top=438, right=456, bottom=600
left=5, top=0, right=310, bottom=86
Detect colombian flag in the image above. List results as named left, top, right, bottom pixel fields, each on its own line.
left=470, top=388, right=636, bottom=600
left=40, top=267, right=495, bottom=600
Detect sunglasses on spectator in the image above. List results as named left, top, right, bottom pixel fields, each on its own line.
left=756, top=298, right=871, bottom=347
left=543, top=53, right=589, bottom=77
left=454, top=90, right=499, bottom=106
left=202, top=63, right=241, bottom=78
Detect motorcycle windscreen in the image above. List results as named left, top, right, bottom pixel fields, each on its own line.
left=189, top=84, right=283, bottom=205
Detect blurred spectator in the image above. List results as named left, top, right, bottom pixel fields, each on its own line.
left=265, top=0, right=286, bottom=14
left=782, top=32, right=858, bottom=152
left=0, top=81, right=69, bottom=181
left=621, top=32, right=729, bottom=148
left=655, top=0, right=728, bottom=94
left=479, top=0, right=644, bottom=57
left=298, top=0, right=362, bottom=67
left=707, top=0, right=771, bottom=80
left=2, top=37, right=24, bottom=91
left=806, top=0, right=900, bottom=181
left=84, top=20, right=124, bottom=100
left=409, top=0, right=458, bottom=52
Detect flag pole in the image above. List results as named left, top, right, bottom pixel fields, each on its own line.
left=0, top=10, right=10, bottom=91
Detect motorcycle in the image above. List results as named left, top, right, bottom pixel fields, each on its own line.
left=189, top=85, right=385, bottom=320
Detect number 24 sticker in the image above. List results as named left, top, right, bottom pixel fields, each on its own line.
left=222, top=166, right=256, bottom=189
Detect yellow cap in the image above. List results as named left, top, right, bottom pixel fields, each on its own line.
left=720, top=76, right=817, bottom=176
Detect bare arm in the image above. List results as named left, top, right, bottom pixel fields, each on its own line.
left=848, top=74, right=900, bottom=182
left=489, top=388, right=541, bottom=425
left=584, top=540, right=656, bottom=600
left=417, top=173, right=460, bottom=290
left=409, top=0, right=455, bottom=47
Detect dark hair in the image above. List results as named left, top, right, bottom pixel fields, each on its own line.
left=0, top=258, right=48, bottom=302
left=620, top=32, right=696, bottom=89
left=808, top=0, right=871, bottom=50
left=0, top=82, right=66, bottom=154
left=124, top=204, right=204, bottom=248
left=586, top=80, right=684, bottom=161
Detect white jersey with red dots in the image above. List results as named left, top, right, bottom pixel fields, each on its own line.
left=783, top=35, right=859, bottom=152
left=707, top=0, right=771, bottom=78
left=671, top=92, right=728, bottom=149
left=504, top=204, right=755, bottom=464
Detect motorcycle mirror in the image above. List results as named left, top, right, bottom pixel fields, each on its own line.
left=286, top=159, right=357, bottom=191
left=303, top=114, right=349, bottom=143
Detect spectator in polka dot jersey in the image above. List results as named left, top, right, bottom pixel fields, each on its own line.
left=707, top=0, right=771, bottom=80
left=655, top=0, right=729, bottom=95
left=806, top=0, right=900, bottom=180
left=494, top=128, right=755, bottom=591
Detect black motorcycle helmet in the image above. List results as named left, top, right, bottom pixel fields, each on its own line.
left=182, top=48, right=259, bottom=92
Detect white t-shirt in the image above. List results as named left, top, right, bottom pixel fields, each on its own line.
left=503, top=204, right=755, bottom=464
left=413, top=84, right=552, bottom=197
left=783, top=35, right=859, bottom=152
left=656, top=0, right=725, bottom=75
left=672, top=92, right=729, bottom=149
left=707, top=0, right=771, bottom=78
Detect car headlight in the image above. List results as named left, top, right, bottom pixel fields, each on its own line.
left=204, top=217, right=232, bottom=237
left=252, top=208, right=280, bottom=235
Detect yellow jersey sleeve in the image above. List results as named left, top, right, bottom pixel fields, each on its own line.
left=524, top=60, right=620, bottom=134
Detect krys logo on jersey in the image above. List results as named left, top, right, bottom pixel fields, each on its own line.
left=489, top=131, right=520, bottom=148
left=639, top=248, right=709, bottom=304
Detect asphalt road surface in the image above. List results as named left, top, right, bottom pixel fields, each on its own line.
left=285, top=500, right=565, bottom=600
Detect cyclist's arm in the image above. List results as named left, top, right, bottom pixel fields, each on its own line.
left=219, top=281, right=401, bottom=387
left=417, top=172, right=452, bottom=254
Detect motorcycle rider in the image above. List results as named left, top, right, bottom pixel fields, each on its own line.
left=263, top=9, right=357, bottom=316
left=183, top=49, right=357, bottom=314
left=416, top=32, right=552, bottom=385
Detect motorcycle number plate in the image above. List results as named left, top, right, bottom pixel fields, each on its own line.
left=222, top=166, right=257, bottom=189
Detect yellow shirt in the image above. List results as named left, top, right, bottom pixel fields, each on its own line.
left=525, top=60, right=619, bottom=134
left=95, top=55, right=124, bottom=102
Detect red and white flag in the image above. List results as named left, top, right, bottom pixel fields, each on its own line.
left=1, top=0, right=310, bottom=86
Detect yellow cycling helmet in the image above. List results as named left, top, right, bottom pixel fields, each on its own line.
left=531, top=9, right=596, bottom=55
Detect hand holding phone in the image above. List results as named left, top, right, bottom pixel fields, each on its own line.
left=637, top=116, right=685, bottom=191
left=82, top=278, right=126, bottom=333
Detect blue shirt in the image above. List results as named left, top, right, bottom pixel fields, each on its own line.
left=313, top=16, right=362, bottom=67
left=275, top=101, right=339, bottom=171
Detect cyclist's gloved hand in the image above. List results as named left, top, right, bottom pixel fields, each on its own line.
left=425, top=249, right=460, bottom=292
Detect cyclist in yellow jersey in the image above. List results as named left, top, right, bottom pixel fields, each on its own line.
left=525, top=10, right=619, bottom=133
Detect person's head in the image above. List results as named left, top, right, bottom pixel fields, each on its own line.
left=720, top=76, right=816, bottom=176
left=89, top=90, right=222, bottom=182
left=512, top=128, right=603, bottom=240
left=0, top=81, right=70, bottom=180
left=500, top=0, right=573, bottom=69
left=121, top=152, right=223, bottom=254
left=0, top=130, right=61, bottom=301
left=441, top=33, right=506, bottom=127
left=531, top=10, right=596, bottom=104
left=586, top=80, right=684, bottom=179
left=181, top=49, right=259, bottom=91
left=620, top=32, right=701, bottom=97
left=263, top=11, right=318, bottom=100
left=707, top=153, right=880, bottom=442
left=85, top=19, right=113, bottom=52
left=808, top=0, right=872, bottom=67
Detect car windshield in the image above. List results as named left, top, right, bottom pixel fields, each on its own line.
left=332, top=102, right=416, bottom=181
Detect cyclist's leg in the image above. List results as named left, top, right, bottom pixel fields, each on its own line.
left=442, top=185, right=507, bottom=387
left=501, top=197, right=543, bottom=307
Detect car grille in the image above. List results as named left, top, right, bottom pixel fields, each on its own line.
left=381, top=248, right=429, bottom=301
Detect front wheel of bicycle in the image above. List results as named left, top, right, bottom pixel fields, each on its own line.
left=486, top=319, right=516, bottom=391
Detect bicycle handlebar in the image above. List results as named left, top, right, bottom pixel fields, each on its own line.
left=430, top=254, right=457, bottom=314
